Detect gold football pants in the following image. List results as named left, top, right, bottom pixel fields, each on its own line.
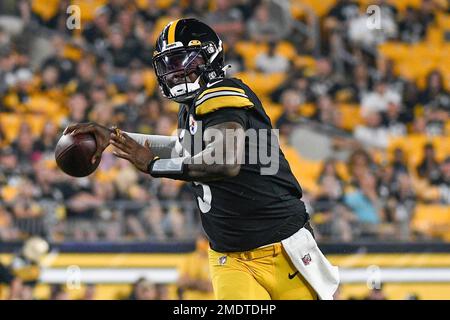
left=208, top=242, right=317, bottom=300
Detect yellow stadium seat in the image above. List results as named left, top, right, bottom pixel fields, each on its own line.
left=0, top=113, right=21, bottom=143
left=157, top=0, right=175, bottom=9
left=388, top=134, right=449, bottom=174
left=152, top=16, right=175, bottom=44
left=234, top=72, right=286, bottom=97
left=290, top=0, right=337, bottom=17
left=235, top=41, right=268, bottom=70
left=143, top=69, right=157, bottom=95
left=71, top=0, right=107, bottom=23
left=24, top=95, right=61, bottom=115
left=23, top=114, right=46, bottom=137
left=281, top=142, right=321, bottom=194
left=275, top=41, right=297, bottom=61
left=338, top=104, right=363, bottom=131
left=411, top=205, right=450, bottom=239
left=263, top=102, right=283, bottom=125
left=294, top=55, right=316, bottom=71
left=32, top=0, right=60, bottom=22
left=1, top=186, right=19, bottom=202
left=299, top=103, right=316, bottom=118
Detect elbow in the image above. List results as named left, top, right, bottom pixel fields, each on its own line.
left=222, top=163, right=241, bottom=178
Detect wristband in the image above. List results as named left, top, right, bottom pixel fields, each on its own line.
left=147, top=156, right=188, bottom=178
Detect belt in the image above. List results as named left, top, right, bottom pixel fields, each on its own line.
left=225, top=242, right=282, bottom=261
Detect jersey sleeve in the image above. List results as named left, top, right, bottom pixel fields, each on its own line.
left=194, top=78, right=253, bottom=129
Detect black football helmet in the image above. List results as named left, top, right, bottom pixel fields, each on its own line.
left=153, top=18, right=225, bottom=103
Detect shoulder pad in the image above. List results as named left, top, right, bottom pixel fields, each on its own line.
left=195, top=78, right=254, bottom=116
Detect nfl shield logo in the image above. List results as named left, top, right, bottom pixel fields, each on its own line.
left=219, top=256, right=227, bottom=265
left=301, top=254, right=312, bottom=266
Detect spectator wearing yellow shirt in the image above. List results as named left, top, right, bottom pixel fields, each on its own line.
left=177, top=233, right=214, bottom=300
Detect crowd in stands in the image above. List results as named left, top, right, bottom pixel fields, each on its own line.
left=0, top=0, right=449, bottom=245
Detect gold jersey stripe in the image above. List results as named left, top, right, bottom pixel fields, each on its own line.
left=197, top=86, right=245, bottom=100
left=196, top=95, right=254, bottom=116
left=167, top=19, right=180, bottom=44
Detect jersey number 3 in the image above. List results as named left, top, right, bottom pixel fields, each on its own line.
left=193, top=182, right=212, bottom=213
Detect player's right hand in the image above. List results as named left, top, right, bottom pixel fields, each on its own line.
left=63, top=122, right=112, bottom=164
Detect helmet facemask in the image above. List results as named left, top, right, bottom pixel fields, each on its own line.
left=153, top=41, right=224, bottom=103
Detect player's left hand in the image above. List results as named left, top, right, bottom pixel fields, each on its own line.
left=110, top=129, right=154, bottom=173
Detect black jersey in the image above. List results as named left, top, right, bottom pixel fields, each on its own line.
left=177, top=77, right=309, bottom=252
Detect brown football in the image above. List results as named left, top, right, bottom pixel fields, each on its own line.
left=55, top=133, right=101, bottom=177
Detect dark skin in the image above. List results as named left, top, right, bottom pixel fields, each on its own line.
left=110, top=121, right=244, bottom=181
left=63, top=121, right=245, bottom=182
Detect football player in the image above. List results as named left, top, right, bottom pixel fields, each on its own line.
left=64, top=18, right=318, bottom=300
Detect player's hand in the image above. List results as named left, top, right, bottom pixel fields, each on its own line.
left=110, top=129, right=154, bottom=173
left=63, top=122, right=112, bottom=164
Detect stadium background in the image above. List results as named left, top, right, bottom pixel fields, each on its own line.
left=0, top=0, right=449, bottom=300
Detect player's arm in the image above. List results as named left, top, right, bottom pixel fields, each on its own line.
left=63, top=122, right=178, bottom=163
left=110, top=121, right=245, bottom=182
left=120, top=132, right=178, bottom=159
left=181, top=121, right=244, bottom=181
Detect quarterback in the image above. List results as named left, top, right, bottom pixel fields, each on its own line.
left=65, top=18, right=338, bottom=300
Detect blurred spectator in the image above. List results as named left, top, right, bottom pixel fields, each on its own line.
left=398, top=6, right=427, bottom=43
left=436, top=157, right=450, bottom=204
left=275, top=89, right=303, bottom=137
left=354, top=112, right=389, bottom=149
left=81, top=284, right=96, bottom=300
left=416, top=143, right=441, bottom=184
left=223, top=35, right=245, bottom=76
left=128, top=277, right=157, bottom=300
left=307, top=57, right=341, bottom=102
left=205, top=0, right=244, bottom=43
left=391, top=148, right=409, bottom=176
left=247, top=1, right=291, bottom=42
left=49, top=284, right=69, bottom=300
left=344, top=172, right=382, bottom=236
left=177, top=234, right=214, bottom=300
left=361, top=80, right=401, bottom=117
left=380, top=102, right=408, bottom=136
left=364, top=285, right=387, bottom=300
left=82, top=6, right=111, bottom=45
left=313, top=160, right=356, bottom=241
left=311, top=95, right=342, bottom=128
left=420, top=70, right=450, bottom=112
left=255, top=41, right=290, bottom=74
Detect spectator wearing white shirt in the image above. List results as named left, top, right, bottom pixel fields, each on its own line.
left=354, top=111, right=389, bottom=149
left=361, top=80, right=401, bottom=117
left=255, top=42, right=289, bottom=74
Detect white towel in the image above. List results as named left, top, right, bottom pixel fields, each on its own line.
left=281, top=227, right=340, bottom=300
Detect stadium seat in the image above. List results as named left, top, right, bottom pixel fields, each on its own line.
left=299, top=103, right=316, bottom=118
left=261, top=101, right=283, bottom=125
left=281, top=142, right=321, bottom=194
left=143, top=69, right=157, bottom=95
left=24, top=114, right=47, bottom=137
left=290, top=0, right=337, bottom=17
left=31, top=0, right=60, bottom=22
left=24, top=95, right=61, bottom=115
left=411, top=205, right=450, bottom=239
left=338, top=104, right=363, bottom=131
left=234, top=71, right=286, bottom=97
left=0, top=113, right=21, bottom=143
left=70, top=0, right=107, bottom=23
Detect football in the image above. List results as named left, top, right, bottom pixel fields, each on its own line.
left=55, top=133, right=101, bottom=177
